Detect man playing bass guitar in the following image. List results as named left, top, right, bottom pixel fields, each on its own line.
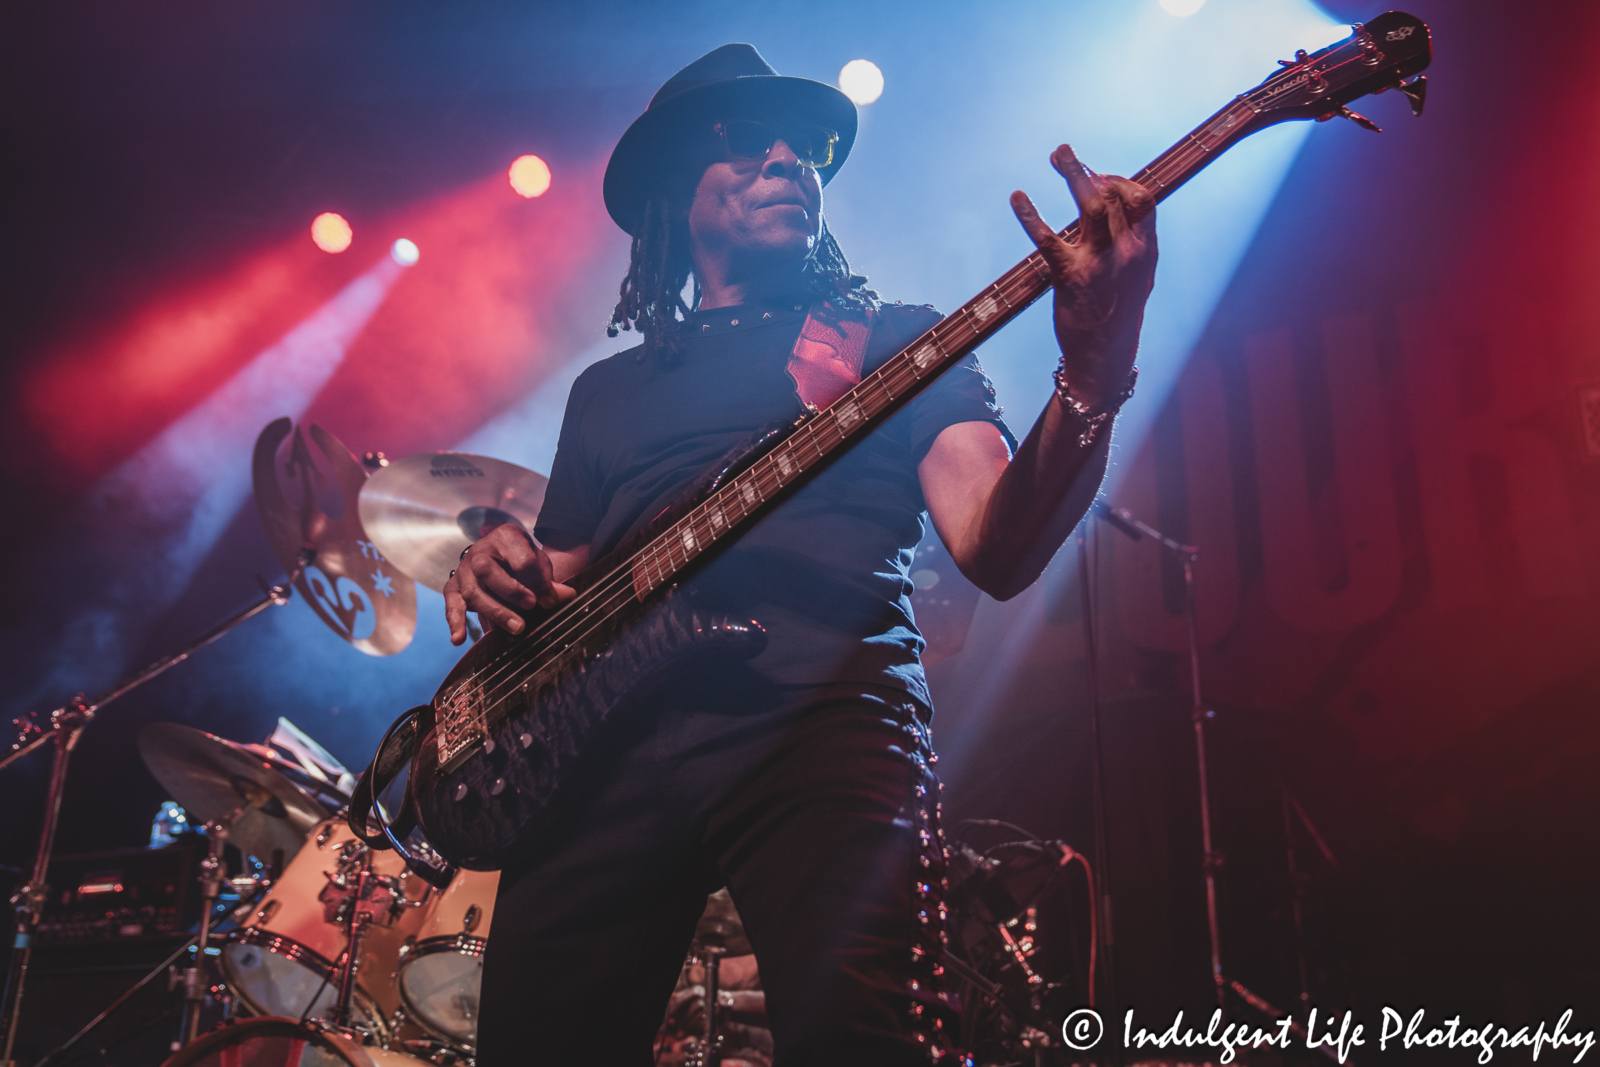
left=445, top=43, right=1156, bottom=1066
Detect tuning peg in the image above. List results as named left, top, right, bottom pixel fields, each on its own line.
left=1322, top=105, right=1382, bottom=133
left=1398, top=75, right=1428, bottom=117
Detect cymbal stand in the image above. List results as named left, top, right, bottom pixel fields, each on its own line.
left=179, top=820, right=232, bottom=1046
left=325, top=858, right=375, bottom=1037
left=694, top=944, right=727, bottom=1067
left=0, top=550, right=312, bottom=1067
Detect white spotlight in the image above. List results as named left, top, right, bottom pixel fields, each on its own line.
left=1160, top=0, right=1206, bottom=15
left=838, top=59, right=884, bottom=105
left=390, top=238, right=419, bottom=266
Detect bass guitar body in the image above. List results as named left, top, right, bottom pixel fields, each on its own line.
left=411, top=594, right=766, bottom=870
left=363, top=10, right=1431, bottom=872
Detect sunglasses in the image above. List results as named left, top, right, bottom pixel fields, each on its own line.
left=714, top=120, right=838, bottom=169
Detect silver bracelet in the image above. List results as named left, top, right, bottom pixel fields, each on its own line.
left=1053, top=364, right=1138, bottom=448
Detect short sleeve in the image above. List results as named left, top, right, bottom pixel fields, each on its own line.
left=871, top=303, right=1017, bottom=463
left=533, top=370, right=604, bottom=544
left=906, top=353, right=1017, bottom=462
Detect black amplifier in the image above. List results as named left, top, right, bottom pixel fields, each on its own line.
left=35, top=841, right=200, bottom=945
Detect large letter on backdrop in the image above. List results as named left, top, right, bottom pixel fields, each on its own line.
left=1114, top=350, right=1240, bottom=651
left=1247, top=314, right=1402, bottom=632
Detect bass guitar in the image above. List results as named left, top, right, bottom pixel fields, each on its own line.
left=352, top=12, right=1432, bottom=871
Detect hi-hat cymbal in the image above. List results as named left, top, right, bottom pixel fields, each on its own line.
left=357, top=452, right=548, bottom=593
left=693, top=888, right=752, bottom=957
left=138, top=723, right=329, bottom=864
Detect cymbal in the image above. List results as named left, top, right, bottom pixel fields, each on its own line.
left=138, top=723, right=329, bottom=863
left=357, top=452, right=549, bottom=593
left=252, top=419, right=417, bottom=656
left=693, top=888, right=752, bottom=957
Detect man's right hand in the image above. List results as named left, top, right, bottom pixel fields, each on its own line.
left=444, top=525, right=579, bottom=645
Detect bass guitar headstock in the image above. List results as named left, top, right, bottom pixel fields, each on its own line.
left=1243, top=10, right=1432, bottom=134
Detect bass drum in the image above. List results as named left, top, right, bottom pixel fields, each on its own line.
left=158, top=1016, right=430, bottom=1067
left=220, top=816, right=428, bottom=1042
left=396, top=868, right=499, bottom=1049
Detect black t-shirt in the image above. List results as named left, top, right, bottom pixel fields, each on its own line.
left=534, top=300, right=1015, bottom=708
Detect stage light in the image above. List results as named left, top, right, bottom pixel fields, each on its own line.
left=311, top=212, right=353, bottom=253
left=838, top=60, right=884, bottom=105
left=391, top=238, right=420, bottom=266
left=1160, top=0, right=1206, bottom=15
left=509, top=154, right=552, bottom=198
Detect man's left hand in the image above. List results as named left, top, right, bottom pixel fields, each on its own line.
left=1010, top=144, right=1157, bottom=412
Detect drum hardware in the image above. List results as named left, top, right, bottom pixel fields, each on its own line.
left=0, top=550, right=315, bottom=1064
left=678, top=889, right=755, bottom=1067
left=400, top=1037, right=468, bottom=1066
left=323, top=858, right=378, bottom=1035
left=690, top=944, right=728, bottom=1067
left=319, top=842, right=425, bottom=1040
left=220, top=813, right=429, bottom=1048
left=179, top=820, right=234, bottom=1045
left=943, top=825, right=1104, bottom=1061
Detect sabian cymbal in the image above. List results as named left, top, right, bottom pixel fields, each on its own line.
left=693, top=888, right=753, bottom=957
left=357, top=452, right=548, bottom=593
left=138, top=722, right=329, bottom=864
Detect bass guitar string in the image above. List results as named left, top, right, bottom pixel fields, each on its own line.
left=445, top=112, right=1245, bottom=729
left=448, top=132, right=1224, bottom=723
left=452, top=130, right=1224, bottom=719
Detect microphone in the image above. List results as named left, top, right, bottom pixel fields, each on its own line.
left=1093, top=501, right=1143, bottom=542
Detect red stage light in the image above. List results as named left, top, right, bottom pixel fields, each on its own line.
left=311, top=212, right=353, bottom=253
left=509, top=155, right=552, bottom=198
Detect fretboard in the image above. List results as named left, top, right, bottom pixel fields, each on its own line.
left=626, top=95, right=1263, bottom=598
left=433, top=95, right=1270, bottom=767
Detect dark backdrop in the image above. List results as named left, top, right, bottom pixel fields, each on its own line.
left=3, top=0, right=1596, bottom=1061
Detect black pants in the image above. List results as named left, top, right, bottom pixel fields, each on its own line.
left=476, top=675, right=968, bottom=1066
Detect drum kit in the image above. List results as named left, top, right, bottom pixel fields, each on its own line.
left=0, top=420, right=541, bottom=1067
left=1, top=417, right=1080, bottom=1067
left=128, top=718, right=770, bottom=1067
left=132, top=719, right=502, bottom=1066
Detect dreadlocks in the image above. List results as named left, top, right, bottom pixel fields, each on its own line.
left=606, top=187, right=879, bottom=365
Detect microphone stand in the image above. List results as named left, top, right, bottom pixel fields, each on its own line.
left=1074, top=528, right=1118, bottom=1025
left=1095, top=503, right=1346, bottom=1062
left=0, top=549, right=312, bottom=1067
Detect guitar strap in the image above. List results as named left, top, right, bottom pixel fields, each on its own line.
left=788, top=302, right=874, bottom=411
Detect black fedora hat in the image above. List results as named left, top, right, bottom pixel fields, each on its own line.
left=603, top=44, right=858, bottom=237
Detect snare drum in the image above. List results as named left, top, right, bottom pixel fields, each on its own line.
left=395, top=868, right=499, bottom=1049
left=220, top=816, right=428, bottom=1042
